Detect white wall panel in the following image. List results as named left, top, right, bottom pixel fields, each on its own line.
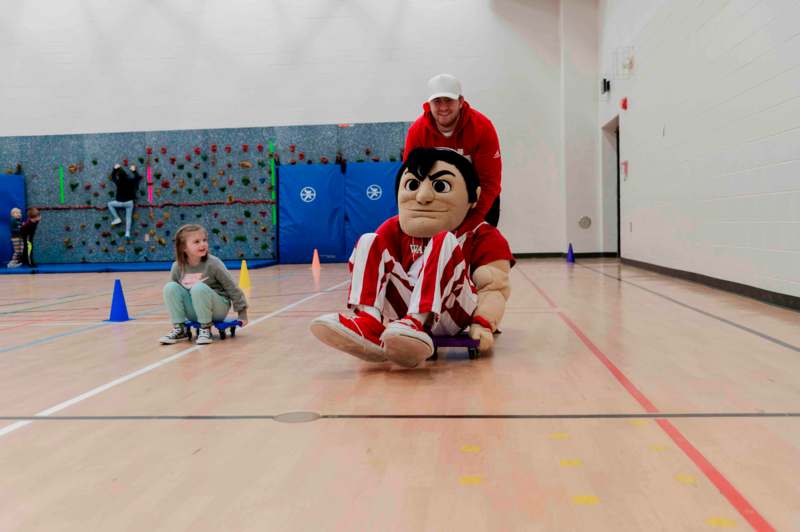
left=599, top=0, right=800, bottom=296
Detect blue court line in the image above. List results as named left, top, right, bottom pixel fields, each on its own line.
left=0, top=280, right=350, bottom=438
left=0, top=282, right=154, bottom=316
left=0, top=305, right=164, bottom=355
left=0, top=268, right=340, bottom=351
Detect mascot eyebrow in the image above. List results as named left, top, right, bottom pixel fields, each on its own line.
left=428, top=170, right=455, bottom=179
left=408, top=169, right=455, bottom=180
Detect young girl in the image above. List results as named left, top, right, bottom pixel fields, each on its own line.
left=160, top=224, right=249, bottom=345
left=6, top=207, right=23, bottom=268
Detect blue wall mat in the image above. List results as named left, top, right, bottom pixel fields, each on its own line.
left=344, top=161, right=400, bottom=256
left=0, top=174, right=27, bottom=264
left=279, top=164, right=346, bottom=264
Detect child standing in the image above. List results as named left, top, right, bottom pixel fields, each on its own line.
left=159, top=224, right=249, bottom=345
left=6, top=207, right=23, bottom=268
left=20, top=207, right=42, bottom=267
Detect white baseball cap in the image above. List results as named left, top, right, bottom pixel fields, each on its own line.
left=427, top=73, right=462, bottom=101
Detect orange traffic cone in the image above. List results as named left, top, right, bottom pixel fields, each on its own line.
left=311, top=248, right=321, bottom=270
left=312, top=265, right=321, bottom=292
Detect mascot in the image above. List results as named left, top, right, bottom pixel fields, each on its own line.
left=310, top=147, right=513, bottom=368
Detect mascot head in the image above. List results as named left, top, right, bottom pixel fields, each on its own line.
left=395, top=147, right=481, bottom=238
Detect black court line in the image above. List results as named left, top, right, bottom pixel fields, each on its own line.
left=1, top=412, right=799, bottom=421
left=578, top=263, right=800, bottom=354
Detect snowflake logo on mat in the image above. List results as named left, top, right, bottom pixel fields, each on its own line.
left=366, top=184, right=382, bottom=200
left=300, top=186, right=317, bottom=203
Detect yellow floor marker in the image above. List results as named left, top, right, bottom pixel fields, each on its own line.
left=571, top=495, right=599, bottom=505
left=675, top=473, right=697, bottom=486
left=459, top=476, right=482, bottom=485
left=548, top=432, right=570, bottom=440
left=627, top=419, right=648, bottom=427
left=706, top=517, right=736, bottom=528
left=648, top=444, right=668, bottom=452
left=460, top=445, right=481, bottom=453
left=559, top=459, right=583, bottom=467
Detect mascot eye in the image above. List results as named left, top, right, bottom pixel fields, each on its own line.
left=404, top=179, right=421, bottom=192
left=432, top=180, right=452, bottom=193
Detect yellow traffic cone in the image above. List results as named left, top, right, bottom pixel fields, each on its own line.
left=238, top=259, right=251, bottom=290
left=311, top=248, right=321, bottom=271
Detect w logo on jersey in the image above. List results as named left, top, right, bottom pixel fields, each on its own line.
left=409, top=243, right=424, bottom=255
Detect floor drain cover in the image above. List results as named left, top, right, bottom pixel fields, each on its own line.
left=274, top=411, right=321, bottom=423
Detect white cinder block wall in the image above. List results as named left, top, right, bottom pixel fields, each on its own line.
left=599, top=0, right=800, bottom=296
left=1, top=0, right=604, bottom=256
left=561, top=0, right=601, bottom=254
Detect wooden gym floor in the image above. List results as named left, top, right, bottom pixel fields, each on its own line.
left=0, top=259, right=798, bottom=531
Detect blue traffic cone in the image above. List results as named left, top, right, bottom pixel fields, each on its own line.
left=566, top=243, right=575, bottom=263
left=106, top=279, right=132, bottom=322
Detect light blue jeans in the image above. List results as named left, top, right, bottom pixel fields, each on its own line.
left=163, top=281, right=230, bottom=325
left=107, top=200, right=134, bottom=236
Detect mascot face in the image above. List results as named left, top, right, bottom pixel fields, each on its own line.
left=397, top=157, right=478, bottom=238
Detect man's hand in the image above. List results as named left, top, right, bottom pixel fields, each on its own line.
left=468, top=323, right=494, bottom=352
left=114, top=164, right=121, bottom=169
left=239, top=319, right=248, bottom=327
left=129, top=165, right=137, bottom=172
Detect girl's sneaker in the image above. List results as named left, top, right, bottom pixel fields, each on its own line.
left=159, top=324, right=189, bottom=344
left=196, top=326, right=213, bottom=345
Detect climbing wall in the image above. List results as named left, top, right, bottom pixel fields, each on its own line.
left=0, top=122, right=408, bottom=264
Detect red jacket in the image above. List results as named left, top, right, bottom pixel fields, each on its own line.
left=403, top=100, right=502, bottom=230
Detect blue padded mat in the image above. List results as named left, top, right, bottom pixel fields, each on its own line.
left=0, top=174, right=26, bottom=265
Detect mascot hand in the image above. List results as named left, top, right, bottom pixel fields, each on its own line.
left=469, top=323, right=494, bottom=352
left=114, top=164, right=121, bottom=169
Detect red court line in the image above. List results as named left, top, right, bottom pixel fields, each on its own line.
left=529, top=277, right=774, bottom=532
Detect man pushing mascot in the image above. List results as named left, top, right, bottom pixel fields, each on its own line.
left=310, top=147, right=514, bottom=368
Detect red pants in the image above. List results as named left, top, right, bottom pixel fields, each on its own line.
left=347, top=231, right=477, bottom=335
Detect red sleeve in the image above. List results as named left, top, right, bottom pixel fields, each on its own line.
left=470, top=225, right=515, bottom=269
left=403, top=117, right=425, bottom=161
left=462, top=117, right=502, bottom=229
